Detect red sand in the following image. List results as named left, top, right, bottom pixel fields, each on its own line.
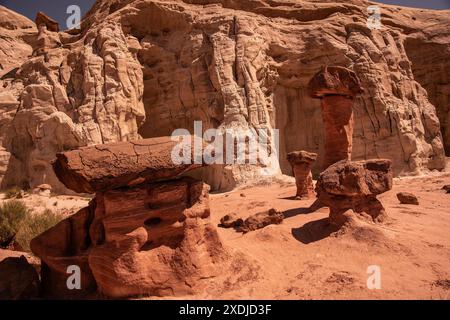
left=202, top=172, right=450, bottom=299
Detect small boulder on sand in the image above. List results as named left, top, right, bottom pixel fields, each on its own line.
left=220, top=209, right=284, bottom=233
left=220, top=213, right=244, bottom=229
left=397, top=192, right=419, bottom=205
left=240, top=208, right=284, bottom=233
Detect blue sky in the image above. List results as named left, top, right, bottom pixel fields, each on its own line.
left=1, top=0, right=449, bottom=28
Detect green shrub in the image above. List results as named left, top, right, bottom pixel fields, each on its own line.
left=0, top=200, right=29, bottom=246
left=3, top=186, right=22, bottom=199
left=16, top=209, right=64, bottom=252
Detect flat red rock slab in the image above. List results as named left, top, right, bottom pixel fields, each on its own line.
left=53, top=136, right=205, bottom=193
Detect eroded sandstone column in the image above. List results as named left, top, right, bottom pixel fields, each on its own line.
left=309, top=66, right=362, bottom=169
left=287, top=150, right=317, bottom=199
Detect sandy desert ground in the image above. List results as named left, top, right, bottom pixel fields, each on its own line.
left=1, top=164, right=449, bottom=300
left=200, top=168, right=450, bottom=299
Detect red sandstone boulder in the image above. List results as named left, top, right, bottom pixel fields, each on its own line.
left=315, top=159, right=393, bottom=226
left=239, top=208, right=284, bottom=233
left=220, top=213, right=244, bottom=229
left=52, top=136, right=205, bottom=193
left=397, top=192, right=419, bottom=205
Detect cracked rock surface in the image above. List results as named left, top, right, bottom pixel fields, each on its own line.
left=52, top=135, right=205, bottom=193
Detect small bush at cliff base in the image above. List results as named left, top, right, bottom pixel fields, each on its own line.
left=0, top=200, right=29, bottom=246
left=15, top=209, right=64, bottom=252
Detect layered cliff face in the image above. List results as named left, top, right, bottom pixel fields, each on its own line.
left=0, top=0, right=448, bottom=193
left=0, top=6, right=37, bottom=187
left=403, top=16, right=450, bottom=156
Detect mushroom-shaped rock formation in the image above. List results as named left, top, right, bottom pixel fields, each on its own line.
left=315, top=159, right=393, bottom=227
left=33, top=12, right=61, bottom=56
left=31, top=136, right=250, bottom=299
left=35, top=12, right=59, bottom=32
left=287, top=151, right=318, bottom=199
left=309, top=66, right=362, bottom=169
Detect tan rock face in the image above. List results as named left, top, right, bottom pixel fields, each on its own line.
left=33, top=24, right=61, bottom=57
left=315, top=159, right=393, bottom=226
left=1, top=9, right=146, bottom=192
left=31, top=138, right=246, bottom=299
left=287, top=150, right=317, bottom=199
left=404, top=22, right=450, bottom=156
left=0, top=6, right=36, bottom=189
left=0, top=148, right=11, bottom=187
left=0, top=5, right=36, bottom=78
left=0, top=1, right=449, bottom=191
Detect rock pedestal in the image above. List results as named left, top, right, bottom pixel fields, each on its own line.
left=31, top=136, right=230, bottom=298
left=309, top=66, right=362, bottom=169
left=287, top=151, right=318, bottom=199
left=321, top=95, right=354, bottom=169
left=315, top=159, right=393, bottom=226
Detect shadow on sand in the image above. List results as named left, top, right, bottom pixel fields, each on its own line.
left=282, top=199, right=324, bottom=219
left=283, top=199, right=337, bottom=244
left=291, top=218, right=340, bottom=244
